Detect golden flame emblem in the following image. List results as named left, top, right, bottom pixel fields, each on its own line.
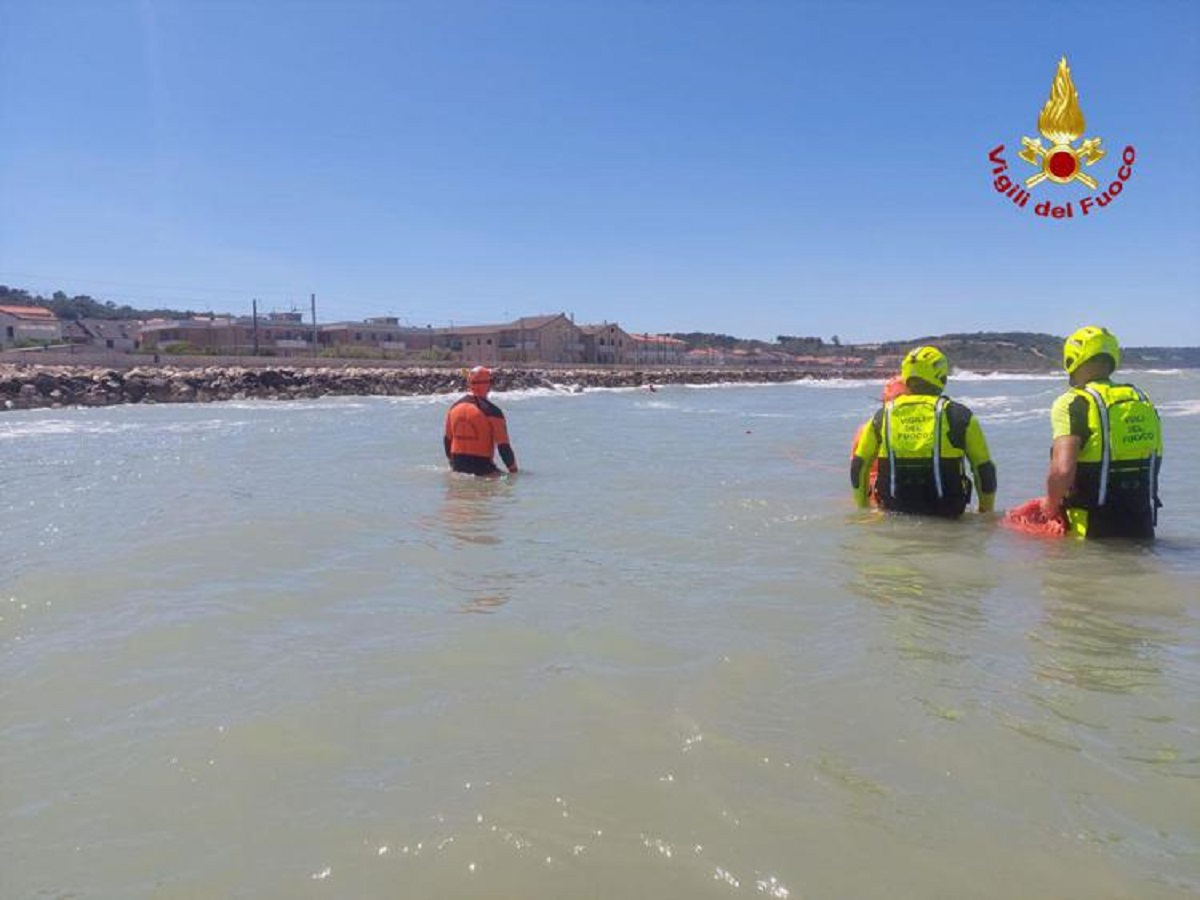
left=1018, top=57, right=1105, bottom=189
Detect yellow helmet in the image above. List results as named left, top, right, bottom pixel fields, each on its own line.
left=900, top=346, right=949, bottom=391
left=1062, top=326, right=1120, bottom=375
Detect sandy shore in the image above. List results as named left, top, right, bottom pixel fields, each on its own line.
left=0, top=363, right=885, bottom=411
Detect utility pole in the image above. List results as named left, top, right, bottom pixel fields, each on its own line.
left=252, top=298, right=260, bottom=356
left=310, top=293, right=318, bottom=358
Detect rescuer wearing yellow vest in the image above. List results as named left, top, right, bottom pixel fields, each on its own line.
left=851, top=346, right=996, bottom=518
left=1044, top=326, right=1162, bottom=539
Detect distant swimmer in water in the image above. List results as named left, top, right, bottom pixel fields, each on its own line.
left=1043, top=326, right=1162, bottom=539
left=850, top=346, right=996, bottom=518
left=850, top=375, right=908, bottom=506
left=443, top=366, right=519, bottom=477
left=647, top=383, right=657, bottom=393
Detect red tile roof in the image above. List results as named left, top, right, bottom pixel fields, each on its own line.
left=0, top=305, right=57, bottom=320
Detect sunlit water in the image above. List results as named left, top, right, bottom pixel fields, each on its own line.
left=2, top=372, right=1198, bottom=899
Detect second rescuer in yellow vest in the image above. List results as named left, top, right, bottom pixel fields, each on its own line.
left=850, top=346, right=996, bottom=518
left=1044, top=326, right=1163, bottom=539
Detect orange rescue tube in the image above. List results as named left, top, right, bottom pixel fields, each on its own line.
left=1002, top=497, right=1067, bottom=537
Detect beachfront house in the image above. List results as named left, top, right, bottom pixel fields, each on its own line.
left=320, top=317, right=435, bottom=357
left=505, top=314, right=586, bottom=364
left=61, top=318, right=140, bottom=352
left=140, top=313, right=322, bottom=356
left=435, top=313, right=587, bottom=365
left=579, top=322, right=632, bottom=364
left=139, top=317, right=243, bottom=354
left=629, top=333, right=687, bottom=365
left=446, top=323, right=504, bottom=365
left=0, top=305, right=62, bottom=348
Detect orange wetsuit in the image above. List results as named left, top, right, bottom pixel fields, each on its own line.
left=443, top=395, right=516, bottom=476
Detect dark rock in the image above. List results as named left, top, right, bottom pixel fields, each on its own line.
left=0, top=362, right=881, bottom=412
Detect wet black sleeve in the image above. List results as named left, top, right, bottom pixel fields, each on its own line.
left=849, top=456, right=866, bottom=489
left=976, top=460, right=997, bottom=494
left=498, top=443, right=515, bottom=468
left=945, top=401, right=971, bottom=449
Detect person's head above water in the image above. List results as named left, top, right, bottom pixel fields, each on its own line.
left=467, top=366, right=493, bottom=397
left=900, top=346, right=948, bottom=395
left=1062, top=325, right=1120, bottom=386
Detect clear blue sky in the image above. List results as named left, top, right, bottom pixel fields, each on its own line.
left=2, top=0, right=1197, bottom=345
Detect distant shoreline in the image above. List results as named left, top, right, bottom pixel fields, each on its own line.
left=0, top=362, right=892, bottom=412
left=1, top=359, right=1190, bottom=412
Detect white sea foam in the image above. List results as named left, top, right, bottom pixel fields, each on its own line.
left=1158, top=399, right=1200, bottom=418
left=975, top=409, right=1049, bottom=424
left=498, top=385, right=593, bottom=401
left=959, top=395, right=1022, bottom=409
left=0, top=419, right=142, bottom=440
left=794, top=378, right=872, bottom=390
left=635, top=399, right=679, bottom=410
left=222, top=398, right=372, bottom=411
left=953, top=370, right=1061, bottom=382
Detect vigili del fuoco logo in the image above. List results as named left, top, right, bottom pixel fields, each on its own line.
left=987, top=57, right=1137, bottom=220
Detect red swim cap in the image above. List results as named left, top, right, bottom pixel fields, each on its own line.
left=467, top=366, right=493, bottom=395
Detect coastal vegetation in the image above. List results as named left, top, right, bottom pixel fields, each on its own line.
left=0, top=285, right=200, bottom=322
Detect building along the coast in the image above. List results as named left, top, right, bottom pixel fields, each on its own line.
left=321, top=317, right=435, bottom=356
left=139, top=316, right=246, bottom=354
left=141, top=312, right=319, bottom=356
left=62, top=319, right=139, bottom=352
left=136, top=309, right=637, bottom=365
left=629, top=333, right=687, bottom=365
left=445, top=314, right=588, bottom=365
left=579, top=323, right=632, bottom=364
left=0, top=305, right=61, bottom=347
left=505, top=314, right=586, bottom=365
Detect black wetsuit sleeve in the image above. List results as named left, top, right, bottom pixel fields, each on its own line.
left=498, top=443, right=515, bottom=469
left=945, top=401, right=971, bottom=449
left=444, top=434, right=452, bottom=459
left=976, top=460, right=997, bottom=495
left=850, top=456, right=866, bottom=490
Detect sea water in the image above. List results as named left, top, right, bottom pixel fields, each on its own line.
left=2, top=372, right=1198, bottom=899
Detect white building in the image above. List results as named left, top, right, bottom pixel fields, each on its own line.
left=0, top=305, right=62, bottom=347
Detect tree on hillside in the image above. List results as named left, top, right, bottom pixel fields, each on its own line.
left=776, top=335, right=825, bottom=348
left=668, top=332, right=743, bottom=350
left=0, top=285, right=210, bottom=320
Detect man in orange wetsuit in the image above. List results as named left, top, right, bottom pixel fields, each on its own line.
left=443, top=366, right=519, bottom=476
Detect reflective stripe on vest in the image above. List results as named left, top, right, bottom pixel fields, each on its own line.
left=885, top=396, right=948, bottom=501
left=886, top=400, right=896, bottom=499
left=1137, top=386, right=1159, bottom=521
left=932, top=396, right=947, bottom=501
left=1082, top=385, right=1111, bottom=506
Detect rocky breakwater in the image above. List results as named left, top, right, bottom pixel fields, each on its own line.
left=0, top=364, right=876, bottom=411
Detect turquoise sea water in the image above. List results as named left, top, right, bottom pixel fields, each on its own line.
left=2, top=372, right=1198, bottom=898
